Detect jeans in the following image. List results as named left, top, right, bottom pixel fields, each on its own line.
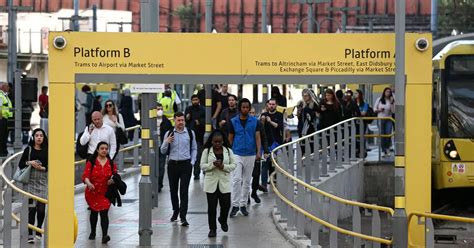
left=380, top=120, right=393, bottom=152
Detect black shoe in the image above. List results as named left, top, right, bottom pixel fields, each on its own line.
left=88, top=232, right=96, bottom=240
left=258, top=185, right=268, bottom=193
left=102, top=235, right=110, bottom=244
left=170, top=211, right=179, bottom=222
left=27, top=236, right=34, bottom=243
left=251, top=191, right=261, bottom=204
left=240, top=206, right=249, bottom=216
left=229, top=206, right=239, bottom=218
left=181, top=220, right=189, bottom=227
left=218, top=217, right=228, bottom=232
left=208, top=229, right=217, bottom=237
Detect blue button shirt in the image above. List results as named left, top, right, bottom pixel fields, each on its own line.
left=160, top=127, right=197, bottom=164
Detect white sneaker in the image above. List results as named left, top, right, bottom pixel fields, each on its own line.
left=27, top=236, right=34, bottom=243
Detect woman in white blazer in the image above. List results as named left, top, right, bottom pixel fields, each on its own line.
left=201, top=129, right=236, bottom=238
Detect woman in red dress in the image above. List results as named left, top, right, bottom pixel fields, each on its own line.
left=82, top=141, right=117, bottom=244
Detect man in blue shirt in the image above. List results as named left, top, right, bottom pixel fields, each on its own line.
left=228, top=98, right=261, bottom=217
left=161, top=112, right=197, bottom=226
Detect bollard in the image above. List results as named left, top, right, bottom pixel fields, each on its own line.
left=19, top=195, right=28, bottom=248
left=138, top=165, right=153, bottom=246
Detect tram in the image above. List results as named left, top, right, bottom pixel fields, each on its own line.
left=432, top=38, right=474, bottom=189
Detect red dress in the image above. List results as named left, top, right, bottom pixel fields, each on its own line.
left=82, top=159, right=117, bottom=211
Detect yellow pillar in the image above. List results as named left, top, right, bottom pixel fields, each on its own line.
left=48, top=82, right=75, bottom=247
left=404, top=34, right=432, bottom=247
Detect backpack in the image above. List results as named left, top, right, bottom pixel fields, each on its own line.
left=76, top=132, right=89, bottom=159
left=165, top=127, right=194, bottom=156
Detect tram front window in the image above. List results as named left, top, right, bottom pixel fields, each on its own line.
left=446, top=55, right=474, bottom=138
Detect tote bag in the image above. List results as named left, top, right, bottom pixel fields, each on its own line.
left=13, top=147, right=32, bottom=184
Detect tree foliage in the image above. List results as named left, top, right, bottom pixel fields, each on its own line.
left=172, top=3, right=198, bottom=32
left=438, top=0, right=474, bottom=37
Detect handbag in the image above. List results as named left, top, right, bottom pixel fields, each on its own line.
left=13, top=146, right=32, bottom=184
left=115, top=116, right=128, bottom=145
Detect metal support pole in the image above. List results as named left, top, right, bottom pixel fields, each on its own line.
left=307, top=3, right=314, bottom=33
left=92, top=5, right=97, bottom=32
left=7, top=0, right=17, bottom=94
left=341, top=12, right=347, bottom=33
left=261, top=0, right=267, bottom=33
left=73, top=0, right=80, bottom=31
left=393, top=0, right=408, bottom=247
left=138, top=0, right=158, bottom=245
left=430, top=0, right=438, bottom=38
left=204, top=0, right=213, bottom=142
left=13, top=70, right=22, bottom=152
left=138, top=95, right=153, bottom=246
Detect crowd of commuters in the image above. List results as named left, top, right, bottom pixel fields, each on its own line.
left=10, top=82, right=396, bottom=243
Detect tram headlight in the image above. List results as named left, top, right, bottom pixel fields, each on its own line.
left=53, top=36, right=67, bottom=50
left=449, top=150, right=458, bottom=159
left=415, top=38, right=429, bottom=52
left=444, top=140, right=460, bottom=160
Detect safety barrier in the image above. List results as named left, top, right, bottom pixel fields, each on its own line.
left=0, top=125, right=141, bottom=247
left=271, top=117, right=395, bottom=247
left=409, top=212, right=474, bottom=247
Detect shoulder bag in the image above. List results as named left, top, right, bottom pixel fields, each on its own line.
left=13, top=147, right=32, bottom=184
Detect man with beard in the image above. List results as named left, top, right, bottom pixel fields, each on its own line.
left=260, top=99, right=284, bottom=191
left=185, top=94, right=205, bottom=180
left=218, top=95, right=239, bottom=134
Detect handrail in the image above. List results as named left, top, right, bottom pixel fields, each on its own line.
left=1, top=126, right=142, bottom=234
left=271, top=117, right=395, bottom=216
left=409, top=211, right=474, bottom=224
left=270, top=172, right=393, bottom=245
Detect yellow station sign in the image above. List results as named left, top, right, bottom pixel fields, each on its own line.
left=49, top=32, right=429, bottom=83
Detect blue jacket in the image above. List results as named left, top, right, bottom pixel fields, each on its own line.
left=231, top=115, right=258, bottom=156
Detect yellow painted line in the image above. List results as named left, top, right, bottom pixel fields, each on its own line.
left=395, top=156, right=405, bottom=168
left=149, top=109, right=157, bottom=118
left=141, top=129, right=150, bottom=139
left=141, top=165, right=150, bottom=176
left=394, top=196, right=406, bottom=209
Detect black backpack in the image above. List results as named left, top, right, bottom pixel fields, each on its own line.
left=76, top=132, right=89, bottom=159
left=165, top=127, right=194, bottom=156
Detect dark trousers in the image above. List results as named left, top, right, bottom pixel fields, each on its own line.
left=158, top=152, right=166, bottom=190
left=206, top=186, right=231, bottom=230
left=89, top=209, right=109, bottom=236
left=252, top=160, right=261, bottom=191
left=193, top=141, right=203, bottom=178
left=0, top=118, right=8, bottom=156
left=167, top=160, right=192, bottom=220
left=28, top=199, right=46, bottom=236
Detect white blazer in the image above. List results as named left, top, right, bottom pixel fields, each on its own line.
left=201, top=147, right=236, bottom=193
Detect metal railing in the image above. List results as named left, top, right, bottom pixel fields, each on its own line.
left=0, top=125, right=141, bottom=247
left=409, top=212, right=474, bottom=247
left=271, top=117, right=395, bottom=247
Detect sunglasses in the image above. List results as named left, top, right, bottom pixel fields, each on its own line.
left=106, top=103, right=114, bottom=107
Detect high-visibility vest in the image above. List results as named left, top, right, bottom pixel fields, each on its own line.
left=0, top=91, right=13, bottom=118
left=157, top=90, right=177, bottom=103
left=159, top=97, right=175, bottom=124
